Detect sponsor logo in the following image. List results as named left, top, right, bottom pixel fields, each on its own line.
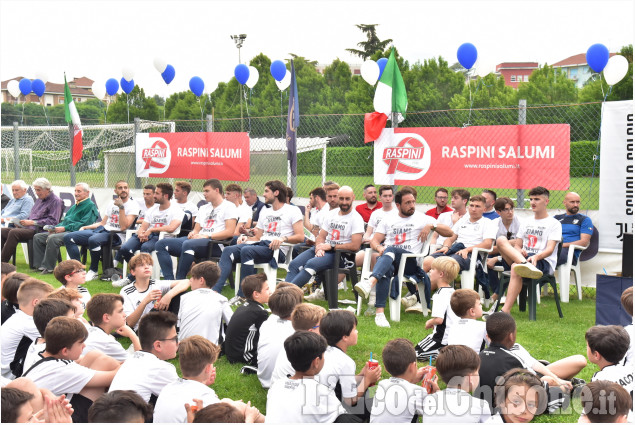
left=378, top=133, right=432, bottom=182
left=137, top=136, right=171, bottom=176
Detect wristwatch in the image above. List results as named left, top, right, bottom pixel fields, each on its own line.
left=330, top=241, right=336, bottom=249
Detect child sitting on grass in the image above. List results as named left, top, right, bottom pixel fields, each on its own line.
left=225, top=274, right=270, bottom=365
left=585, top=325, right=634, bottom=395
left=47, top=287, right=90, bottom=327
left=53, top=260, right=91, bottom=309
left=370, top=338, right=440, bottom=423
left=266, top=331, right=348, bottom=423
left=489, top=368, right=548, bottom=423
left=88, top=390, right=153, bottom=423
left=578, top=380, right=632, bottom=423
left=424, top=344, right=491, bottom=422
left=84, top=294, right=141, bottom=361
left=1, top=272, right=27, bottom=325
left=415, top=257, right=460, bottom=362
left=448, top=288, right=487, bottom=353
left=257, top=283, right=304, bottom=388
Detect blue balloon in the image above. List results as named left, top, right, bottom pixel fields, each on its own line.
left=105, top=78, right=119, bottom=96
left=31, top=79, right=45, bottom=97
left=234, top=64, right=250, bottom=85
left=377, top=58, right=388, bottom=80
left=19, top=79, right=32, bottom=96
left=189, top=76, right=204, bottom=97
left=162, top=64, right=175, bottom=84
left=120, top=78, right=135, bottom=94
left=270, top=60, right=287, bottom=82
left=457, top=43, right=478, bottom=69
left=586, top=43, right=610, bottom=73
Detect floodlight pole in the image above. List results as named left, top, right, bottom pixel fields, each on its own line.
left=231, top=34, right=247, bottom=132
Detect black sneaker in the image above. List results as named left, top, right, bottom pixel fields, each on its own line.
left=571, top=377, right=586, bottom=398
left=240, top=365, right=258, bottom=375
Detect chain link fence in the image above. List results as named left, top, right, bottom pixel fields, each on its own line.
left=1, top=101, right=602, bottom=210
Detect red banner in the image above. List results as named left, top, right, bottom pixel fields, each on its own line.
left=373, top=124, right=570, bottom=190
left=135, top=132, right=250, bottom=181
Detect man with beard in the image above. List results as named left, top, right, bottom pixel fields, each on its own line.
left=355, top=188, right=453, bottom=327
left=286, top=186, right=364, bottom=290
left=213, top=180, right=304, bottom=305
left=554, top=192, right=593, bottom=267
left=425, top=188, right=452, bottom=219
left=64, top=180, right=139, bottom=281
left=355, top=184, right=382, bottom=224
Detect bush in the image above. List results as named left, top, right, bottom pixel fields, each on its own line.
left=570, top=141, right=599, bottom=177
left=298, top=146, right=374, bottom=175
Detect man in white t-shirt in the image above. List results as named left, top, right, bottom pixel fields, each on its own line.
left=173, top=181, right=199, bottom=237
left=355, top=185, right=394, bottom=270
left=496, top=186, right=561, bottom=314
left=430, top=189, right=470, bottom=248
left=64, top=180, right=140, bottom=281
left=155, top=179, right=238, bottom=280
left=114, top=183, right=183, bottom=268
left=286, top=186, right=364, bottom=289
left=355, top=188, right=453, bottom=327
left=225, top=183, right=253, bottom=237
left=214, top=180, right=303, bottom=302
left=135, top=184, right=156, bottom=227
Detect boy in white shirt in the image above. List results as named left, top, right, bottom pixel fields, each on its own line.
left=178, top=261, right=233, bottom=344
left=448, top=289, right=487, bottom=353
left=620, top=287, right=634, bottom=367
left=108, top=311, right=179, bottom=405
left=586, top=325, right=634, bottom=395
left=1, top=279, right=54, bottom=379
left=265, top=331, right=349, bottom=423
left=84, top=293, right=141, bottom=361
left=120, top=253, right=190, bottom=331
left=423, top=344, right=491, bottom=422
left=371, top=338, right=440, bottom=423
left=153, top=336, right=221, bottom=423
left=415, top=257, right=461, bottom=362
left=257, top=283, right=304, bottom=388
left=52, top=260, right=91, bottom=310
left=270, top=303, right=326, bottom=385
left=23, top=317, right=121, bottom=423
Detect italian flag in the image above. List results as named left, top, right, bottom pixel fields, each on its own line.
left=64, top=75, right=83, bottom=166
left=373, top=47, right=407, bottom=119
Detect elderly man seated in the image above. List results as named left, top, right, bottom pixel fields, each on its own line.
left=33, top=183, right=100, bottom=274
left=1, top=180, right=34, bottom=226
left=1, top=178, right=63, bottom=265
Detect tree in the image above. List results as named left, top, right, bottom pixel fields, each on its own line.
left=152, top=95, right=165, bottom=106
left=516, top=64, right=577, bottom=105
left=404, top=56, right=465, bottom=111
left=104, top=86, right=160, bottom=123
left=346, top=24, right=393, bottom=60
left=449, top=73, right=518, bottom=109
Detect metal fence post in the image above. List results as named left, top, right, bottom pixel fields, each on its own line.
left=206, top=115, right=213, bottom=132
left=13, top=122, right=19, bottom=180
left=517, top=99, right=527, bottom=208
left=134, top=118, right=141, bottom=189
left=69, top=123, right=76, bottom=186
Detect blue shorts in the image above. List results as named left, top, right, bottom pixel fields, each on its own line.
left=525, top=253, right=552, bottom=275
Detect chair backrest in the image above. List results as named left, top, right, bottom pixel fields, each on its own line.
left=579, top=225, right=599, bottom=262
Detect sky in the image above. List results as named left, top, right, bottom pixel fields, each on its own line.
left=0, top=0, right=633, bottom=98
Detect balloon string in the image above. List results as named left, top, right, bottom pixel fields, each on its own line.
left=199, top=97, right=205, bottom=132
left=280, top=90, right=285, bottom=139
left=105, top=98, right=110, bottom=124
left=244, top=87, right=251, bottom=133
left=21, top=102, right=25, bottom=125
left=464, top=71, right=473, bottom=128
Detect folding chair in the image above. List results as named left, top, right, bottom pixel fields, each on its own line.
left=233, top=242, right=296, bottom=295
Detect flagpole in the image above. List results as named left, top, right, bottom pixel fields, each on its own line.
left=69, top=122, right=76, bottom=186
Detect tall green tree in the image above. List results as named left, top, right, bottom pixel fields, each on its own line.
left=346, top=24, right=393, bottom=60
left=516, top=64, right=577, bottom=105
left=449, top=73, right=518, bottom=109
left=106, top=86, right=160, bottom=123
left=404, top=56, right=465, bottom=110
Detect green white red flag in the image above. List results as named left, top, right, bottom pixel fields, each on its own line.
left=64, top=75, right=83, bottom=166
left=373, top=47, right=407, bottom=118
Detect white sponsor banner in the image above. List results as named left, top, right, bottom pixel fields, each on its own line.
left=373, top=128, right=432, bottom=185
left=598, top=100, right=634, bottom=250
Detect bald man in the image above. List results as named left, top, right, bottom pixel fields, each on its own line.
left=285, top=186, right=364, bottom=289
left=554, top=192, right=593, bottom=266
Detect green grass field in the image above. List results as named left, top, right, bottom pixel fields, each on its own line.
left=2, top=170, right=601, bottom=209
left=8, top=246, right=603, bottom=423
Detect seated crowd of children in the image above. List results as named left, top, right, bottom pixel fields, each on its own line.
left=1, top=254, right=633, bottom=423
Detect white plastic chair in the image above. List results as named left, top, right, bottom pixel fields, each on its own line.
left=234, top=242, right=296, bottom=295
left=122, top=230, right=177, bottom=280
left=460, top=243, right=494, bottom=291
left=556, top=244, right=587, bottom=302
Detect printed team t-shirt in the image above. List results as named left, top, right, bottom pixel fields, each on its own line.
left=310, top=204, right=331, bottom=228
left=376, top=211, right=437, bottom=253
left=516, top=216, right=562, bottom=273
left=195, top=200, right=238, bottom=236
left=321, top=208, right=365, bottom=245
left=236, top=202, right=253, bottom=224
left=103, top=199, right=140, bottom=232
left=454, top=215, right=498, bottom=247
left=256, top=204, right=303, bottom=240
left=144, top=204, right=184, bottom=236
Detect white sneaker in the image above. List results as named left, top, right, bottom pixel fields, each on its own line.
left=304, top=288, right=325, bottom=301
left=229, top=296, right=246, bottom=307
left=111, top=277, right=130, bottom=288
left=354, top=279, right=372, bottom=299
left=364, top=291, right=377, bottom=317
left=513, top=262, right=543, bottom=279
left=375, top=313, right=391, bottom=328
left=85, top=270, right=99, bottom=282
left=406, top=302, right=424, bottom=314
left=401, top=294, right=418, bottom=309
left=338, top=280, right=345, bottom=290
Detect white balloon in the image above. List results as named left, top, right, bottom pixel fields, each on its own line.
left=35, top=72, right=48, bottom=84
left=7, top=80, right=20, bottom=98
left=603, top=55, right=629, bottom=86
left=122, top=67, right=135, bottom=82
left=360, top=60, right=380, bottom=85
left=92, top=81, right=106, bottom=100
left=246, top=66, right=259, bottom=89
left=276, top=70, right=291, bottom=91
left=153, top=57, right=168, bottom=73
